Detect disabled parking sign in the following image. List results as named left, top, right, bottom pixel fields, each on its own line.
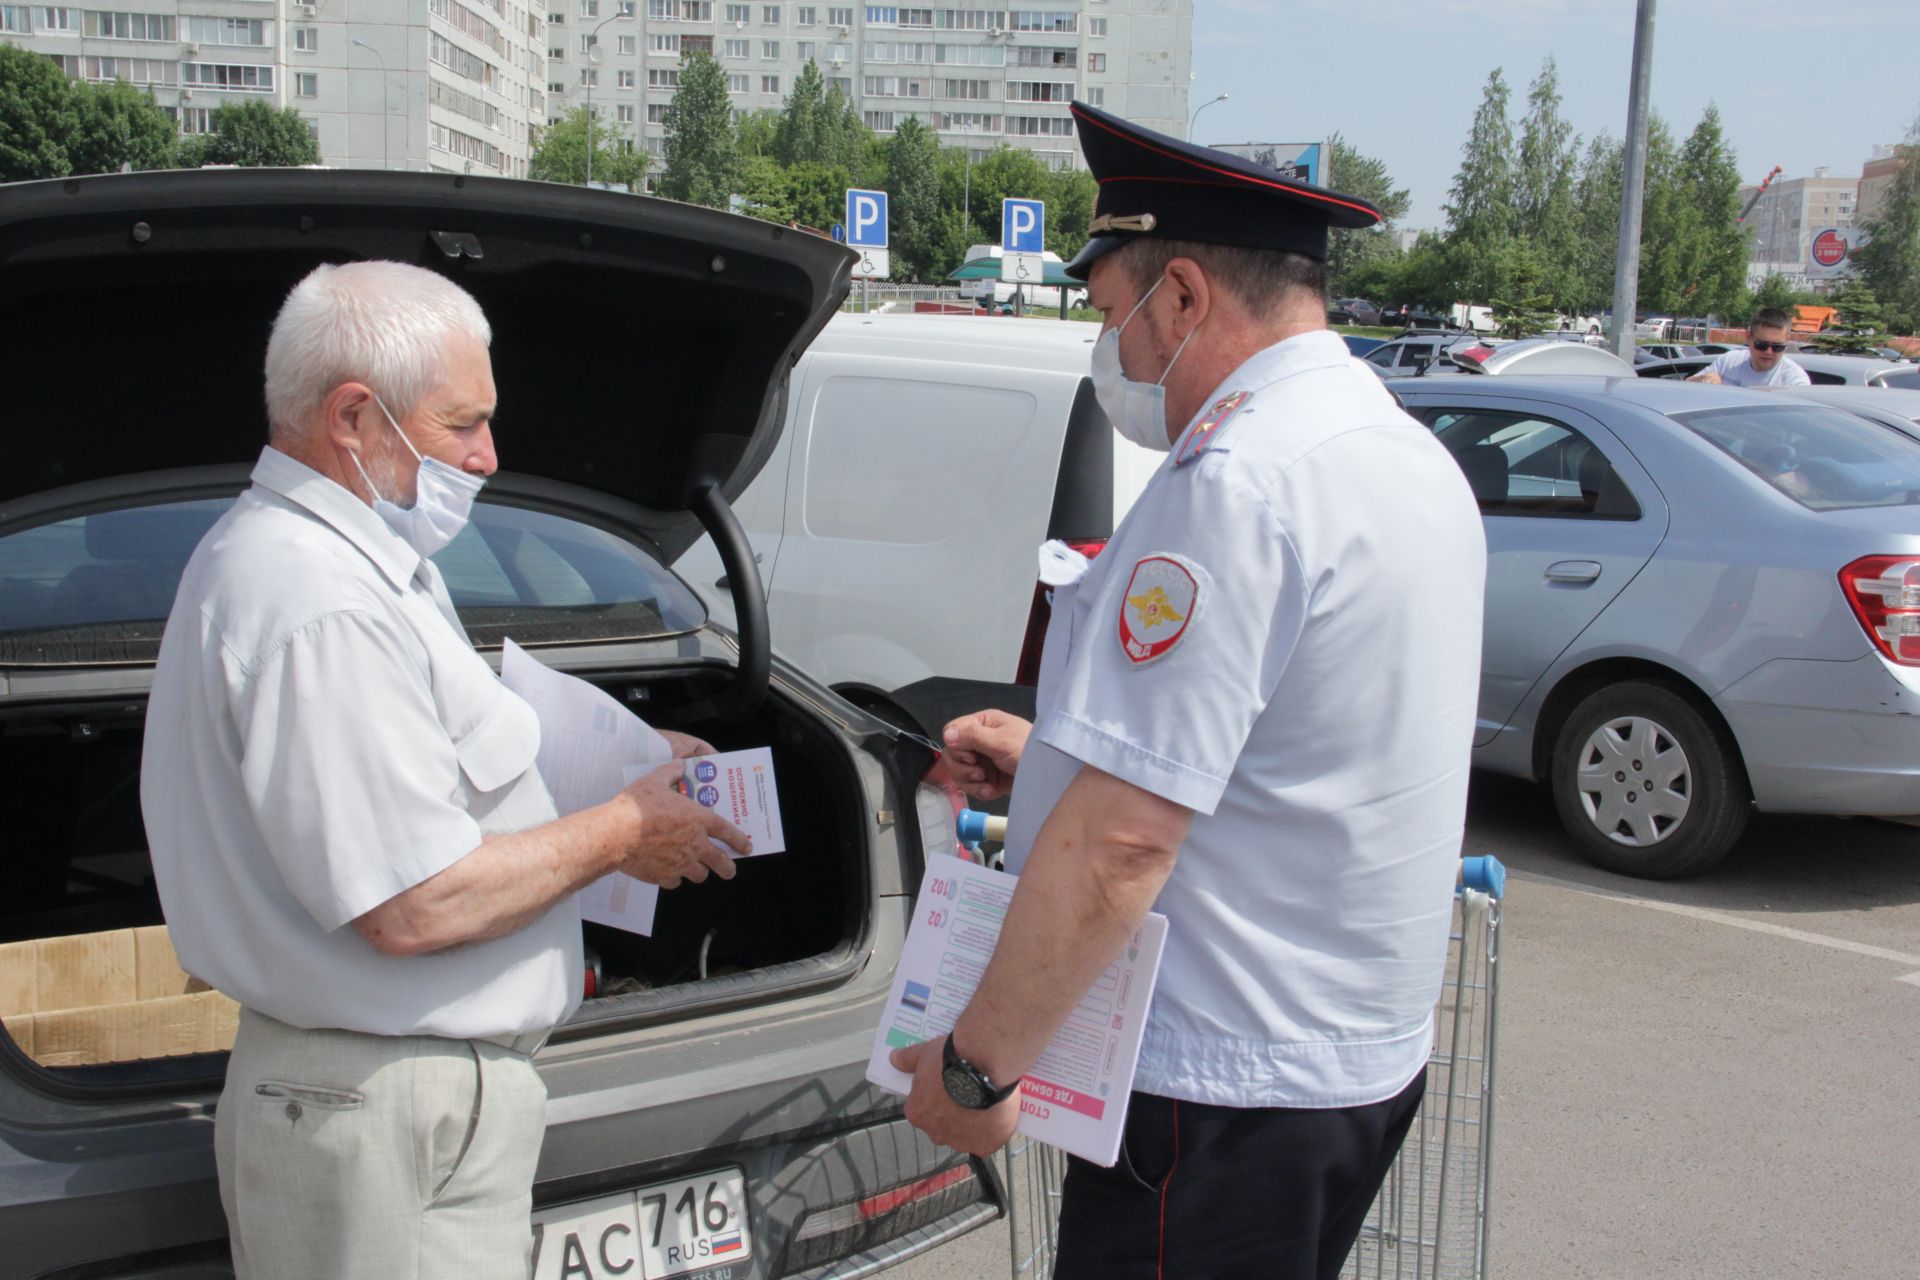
left=1001, top=197, right=1045, bottom=284
left=846, top=188, right=890, bottom=280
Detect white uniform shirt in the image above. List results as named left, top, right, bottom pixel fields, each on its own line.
left=1708, top=348, right=1811, bottom=387
left=1003, top=330, right=1486, bottom=1109
left=142, top=448, right=581, bottom=1039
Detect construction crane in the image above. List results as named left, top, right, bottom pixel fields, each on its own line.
left=1738, top=166, right=1784, bottom=222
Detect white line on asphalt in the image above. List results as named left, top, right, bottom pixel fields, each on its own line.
left=1514, top=870, right=1920, bottom=974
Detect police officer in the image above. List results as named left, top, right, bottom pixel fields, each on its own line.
left=890, top=103, right=1487, bottom=1280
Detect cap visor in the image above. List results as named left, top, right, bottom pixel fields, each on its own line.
left=1064, top=235, right=1126, bottom=281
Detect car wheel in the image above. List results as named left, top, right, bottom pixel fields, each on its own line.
left=1549, top=681, right=1749, bottom=878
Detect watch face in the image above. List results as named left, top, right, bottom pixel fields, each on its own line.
left=942, top=1064, right=990, bottom=1110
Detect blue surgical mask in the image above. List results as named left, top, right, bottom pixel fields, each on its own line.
left=350, top=395, right=485, bottom=557
left=1089, top=276, right=1200, bottom=452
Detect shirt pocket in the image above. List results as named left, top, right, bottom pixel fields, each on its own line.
left=452, top=690, right=541, bottom=796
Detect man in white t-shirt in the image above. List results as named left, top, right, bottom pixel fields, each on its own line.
left=1689, top=307, right=1811, bottom=386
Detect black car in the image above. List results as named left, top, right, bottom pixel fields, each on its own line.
left=0, top=170, right=996, bottom=1280
left=1329, top=297, right=1383, bottom=327
left=1378, top=302, right=1452, bottom=331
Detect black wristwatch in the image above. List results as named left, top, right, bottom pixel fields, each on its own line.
left=941, top=1034, right=1020, bottom=1110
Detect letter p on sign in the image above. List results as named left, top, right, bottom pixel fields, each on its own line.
left=846, top=188, right=889, bottom=248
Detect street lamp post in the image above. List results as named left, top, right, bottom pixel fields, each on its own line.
left=1188, top=92, right=1227, bottom=142
left=350, top=37, right=390, bottom=170
left=583, top=9, right=633, bottom=188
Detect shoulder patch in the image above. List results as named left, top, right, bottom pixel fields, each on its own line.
left=1173, top=390, right=1251, bottom=468
left=1118, top=553, right=1203, bottom=666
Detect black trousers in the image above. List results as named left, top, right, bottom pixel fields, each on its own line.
left=1052, top=1072, right=1425, bottom=1280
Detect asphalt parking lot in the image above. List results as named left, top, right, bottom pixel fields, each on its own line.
left=891, top=774, right=1920, bottom=1280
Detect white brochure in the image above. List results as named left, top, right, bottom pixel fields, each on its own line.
left=678, top=747, right=787, bottom=855
left=501, top=639, right=676, bottom=937
left=866, top=853, right=1168, bottom=1167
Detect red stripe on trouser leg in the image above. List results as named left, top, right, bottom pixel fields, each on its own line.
left=1156, top=1099, right=1181, bottom=1280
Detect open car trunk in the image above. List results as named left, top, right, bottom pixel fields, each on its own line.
left=0, top=660, right=872, bottom=1080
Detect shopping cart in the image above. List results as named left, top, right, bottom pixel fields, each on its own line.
left=995, top=854, right=1507, bottom=1280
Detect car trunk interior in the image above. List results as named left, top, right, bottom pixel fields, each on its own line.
left=0, top=666, right=870, bottom=1081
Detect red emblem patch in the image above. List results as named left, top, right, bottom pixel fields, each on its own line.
left=1118, top=554, right=1201, bottom=665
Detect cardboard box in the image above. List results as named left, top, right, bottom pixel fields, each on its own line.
left=0, top=926, right=238, bottom=1068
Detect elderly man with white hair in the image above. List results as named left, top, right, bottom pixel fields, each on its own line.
left=140, top=260, right=748, bottom=1280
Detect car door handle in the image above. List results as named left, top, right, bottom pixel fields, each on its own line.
left=1545, top=560, right=1602, bottom=584
left=714, top=551, right=765, bottom=591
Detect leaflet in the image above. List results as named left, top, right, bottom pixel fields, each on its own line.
left=865, top=854, right=1168, bottom=1168
left=677, top=748, right=786, bottom=855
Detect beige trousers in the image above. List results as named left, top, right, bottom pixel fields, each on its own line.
left=216, top=1008, right=548, bottom=1280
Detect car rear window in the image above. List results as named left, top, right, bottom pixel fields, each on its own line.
left=1874, top=368, right=1920, bottom=391
left=0, top=494, right=703, bottom=665
left=1676, top=404, right=1920, bottom=511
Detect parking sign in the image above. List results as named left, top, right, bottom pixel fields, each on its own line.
left=1002, top=198, right=1045, bottom=253
left=846, top=189, right=889, bottom=248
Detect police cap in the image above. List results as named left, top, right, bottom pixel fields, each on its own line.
left=1064, top=101, right=1383, bottom=281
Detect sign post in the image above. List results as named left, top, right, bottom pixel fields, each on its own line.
left=1001, top=197, right=1045, bottom=316
left=845, top=189, right=890, bottom=290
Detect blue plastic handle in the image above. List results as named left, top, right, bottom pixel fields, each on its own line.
left=956, top=809, right=991, bottom=846
left=1459, top=855, right=1507, bottom=899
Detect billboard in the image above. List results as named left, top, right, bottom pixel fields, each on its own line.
left=1808, top=226, right=1864, bottom=279
left=1208, top=142, right=1326, bottom=187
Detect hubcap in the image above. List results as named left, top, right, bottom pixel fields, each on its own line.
left=1574, top=714, right=1691, bottom=846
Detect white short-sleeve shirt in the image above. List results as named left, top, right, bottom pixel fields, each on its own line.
left=141, top=448, right=581, bottom=1040
left=1003, top=330, right=1487, bottom=1109
left=1709, top=349, right=1811, bottom=387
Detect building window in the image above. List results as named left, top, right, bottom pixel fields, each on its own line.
left=35, top=4, right=75, bottom=30
left=579, top=67, right=597, bottom=85
left=646, top=0, right=671, bottom=15
left=180, top=106, right=215, bottom=133
left=1008, top=114, right=1071, bottom=136
left=295, top=71, right=317, bottom=96
left=0, top=4, right=31, bottom=31
left=1007, top=80, right=1070, bottom=102
left=293, top=24, right=317, bottom=50
left=935, top=8, right=999, bottom=29
left=796, top=39, right=813, bottom=58
left=761, top=2, right=779, bottom=21
left=581, top=0, right=599, bottom=14
left=680, top=0, right=712, bottom=19
left=795, top=4, right=813, bottom=21
left=724, top=1, right=748, bottom=18
left=826, top=4, right=851, bottom=23
left=866, top=39, right=892, bottom=59
left=617, top=32, right=636, bottom=51
left=650, top=31, right=679, bottom=50
left=647, top=102, right=670, bottom=121
left=579, top=32, right=598, bottom=50
left=1009, top=9, right=1072, bottom=31
left=761, top=38, right=778, bottom=56
left=724, top=37, right=747, bottom=55
left=761, top=73, right=779, bottom=92
left=865, top=4, right=893, bottom=22
left=617, top=104, right=635, bottom=122
left=943, top=77, right=988, bottom=99
left=549, top=45, right=566, bottom=58
left=181, top=62, right=274, bottom=91
left=549, top=79, right=567, bottom=92
left=618, top=68, right=635, bottom=85
left=1088, top=15, right=1104, bottom=35
left=84, top=10, right=175, bottom=39
left=1084, top=86, right=1102, bottom=107
left=898, top=5, right=930, bottom=23
left=1086, top=51, right=1105, bottom=72
left=649, top=67, right=681, bottom=85
left=726, top=72, right=748, bottom=91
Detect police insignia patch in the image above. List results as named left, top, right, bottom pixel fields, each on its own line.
left=1173, top=390, right=1250, bottom=467
left=1118, top=554, right=1202, bottom=665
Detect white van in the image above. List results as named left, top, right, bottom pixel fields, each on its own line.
left=675, top=311, right=1159, bottom=732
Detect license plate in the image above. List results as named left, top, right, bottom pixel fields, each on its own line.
left=533, top=1167, right=753, bottom=1279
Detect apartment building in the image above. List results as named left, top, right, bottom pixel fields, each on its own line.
left=1740, top=168, right=1860, bottom=289
left=540, top=0, right=1191, bottom=172
left=0, top=0, right=548, bottom=177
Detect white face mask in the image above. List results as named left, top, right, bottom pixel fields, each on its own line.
left=1090, top=276, right=1200, bottom=453
left=349, top=395, right=485, bottom=557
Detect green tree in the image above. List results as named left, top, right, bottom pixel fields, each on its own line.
left=784, top=159, right=857, bottom=229
left=820, top=87, right=873, bottom=176
left=967, top=144, right=1051, bottom=245
left=1631, top=114, right=1684, bottom=312
left=1750, top=273, right=1799, bottom=314
left=1046, top=166, right=1098, bottom=262
left=735, top=107, right=780, bottom=160
left=527, top=106, right=650, bottom=189
left=883, top=115, right=940, bottom=280
left=1443, top=68, right=1517, bottom=304
left=1571, top=133, right=1623, bottom=312
left=67, top=80, right=178, bottom=175
left=734, top=153, right=797, bottom=223
left=178, top=100, right=320, bottom=167
left=773, top=60, right=831, bottom=166
left=0, top=44, right=80, bottom=181
left=1856, top=109, right=1920, bottom=334
left=1488, top=239, right=1560, bottom=338
left=657, top=51, right=738, bottom=208
left=1815, top=278, right=1888, bottom=350
left=1324, top=133, right=1411, bottom=298
left=1515, top=58, right=1580, bottom=311
left=1668, top=105, right=1747, bottom=319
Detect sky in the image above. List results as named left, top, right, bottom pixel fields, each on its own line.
left=1189, top=0, right=1918, bottom=231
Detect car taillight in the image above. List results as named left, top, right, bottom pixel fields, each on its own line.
left=1014, top=538, right=1107, bottom=686
left=1839, top=556, right=1920, bottom=665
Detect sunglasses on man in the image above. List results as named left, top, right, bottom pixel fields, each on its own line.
left=1751, top=339, right=1788, bottom=353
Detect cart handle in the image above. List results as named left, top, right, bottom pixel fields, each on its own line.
left=1458, top=855, right=1507, bottom=900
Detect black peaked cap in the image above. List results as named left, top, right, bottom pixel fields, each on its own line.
left=1064, top=101, right=1382, bottom=280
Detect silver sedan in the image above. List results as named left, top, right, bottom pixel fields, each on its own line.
left=1389, top=375, right=1920, bottom=877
